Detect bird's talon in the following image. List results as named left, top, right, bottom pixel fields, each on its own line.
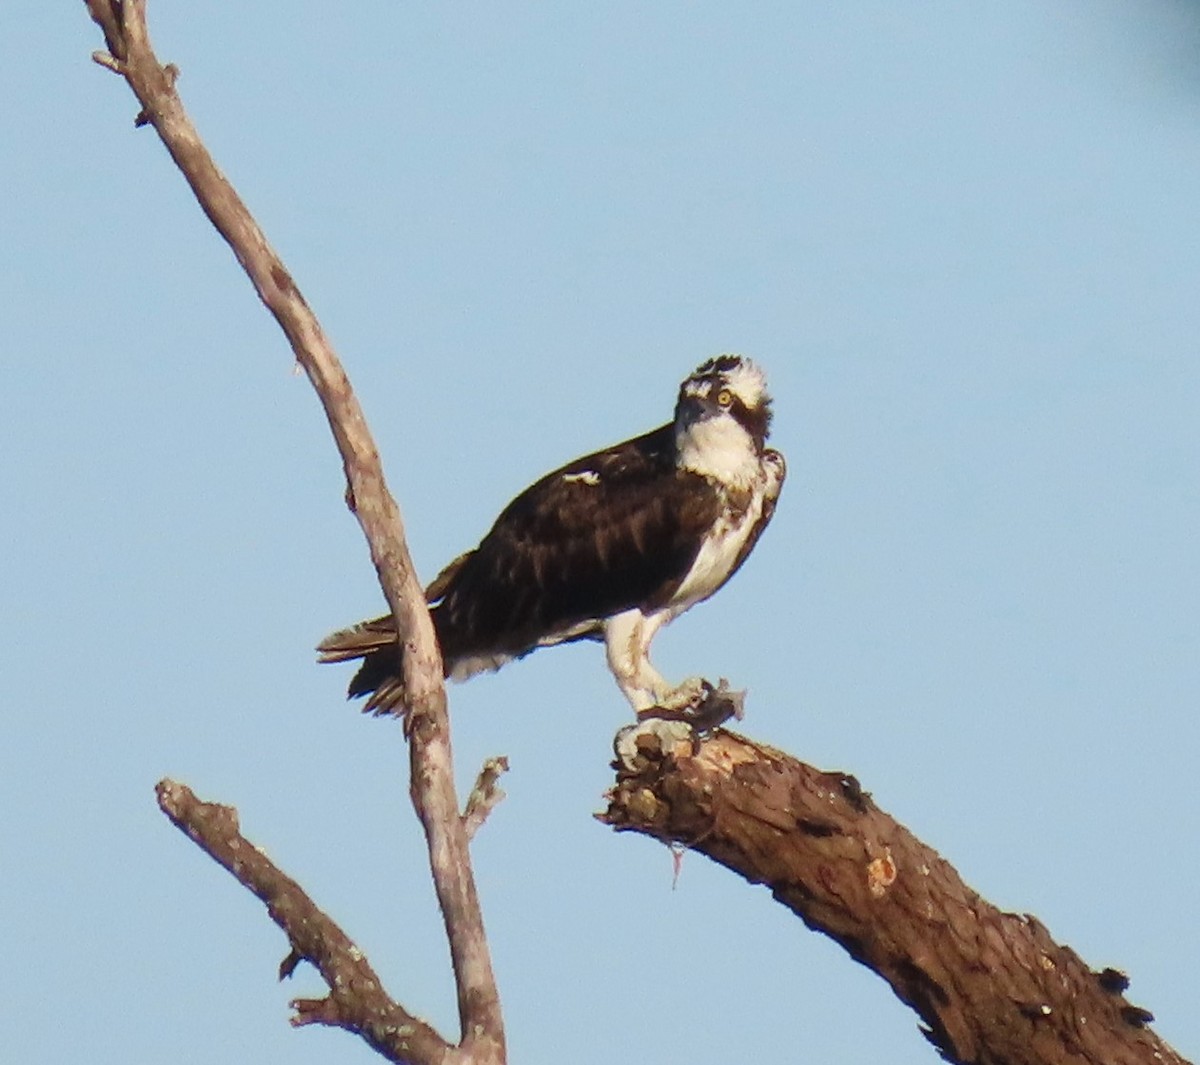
left=657, top=676, right=711, bottom=713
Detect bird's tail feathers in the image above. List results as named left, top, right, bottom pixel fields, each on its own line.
left=316, top=616, right=410, bottom=715
left=355, top=670, right=410, bottom=716
left=316, top=616, right=398, bottom=662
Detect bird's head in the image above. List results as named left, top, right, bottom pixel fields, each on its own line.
left=674, top=355, right=774, bottom=483
left=675, top=355, right=773, bottom=448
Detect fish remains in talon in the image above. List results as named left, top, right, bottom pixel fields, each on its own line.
left=317, top=355, right=785, bottom=716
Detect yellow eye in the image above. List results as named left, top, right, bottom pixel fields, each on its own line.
left=716, top=388, right=734, bottom=408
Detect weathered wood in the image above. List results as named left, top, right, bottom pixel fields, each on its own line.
left=83, top=3, right=503, bottom=1061
left=156, top=781, right=450, bottom=1063
left=603, top=727, right=1188, bottom=1065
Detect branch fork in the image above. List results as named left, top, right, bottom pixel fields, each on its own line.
left=84, top=2, right=504, bottom=1061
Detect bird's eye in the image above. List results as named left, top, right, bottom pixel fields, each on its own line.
left=716, top=388, right=734, bottom=408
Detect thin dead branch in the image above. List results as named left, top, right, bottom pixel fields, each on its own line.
left=462, top=757, right=510, bottom=841
left=83, top=3, right=502, bottom=1061
left=156, top=781, right=449, bottom=1063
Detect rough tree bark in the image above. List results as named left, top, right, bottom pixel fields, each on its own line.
left=81, top=5, right=1193, bottom=1065
left=603, top=726, right=1190, bottom=1065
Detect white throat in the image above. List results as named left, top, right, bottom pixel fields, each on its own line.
left=676, top=415, right=761, bottom=487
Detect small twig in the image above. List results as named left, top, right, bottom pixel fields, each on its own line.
left=86, top=0, right=125, bottom=62
left=91, top=50, right=124, bottom=74
left=156, top=780, right=449, bottom=1064
left=462, top=757, right=509, bottom=840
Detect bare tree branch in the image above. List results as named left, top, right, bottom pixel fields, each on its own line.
left=156, top=781, right=450, bottom=1064
left=602, top=728, right=1191, bottom=1065
left=82, top=3, right=503, bottom=1060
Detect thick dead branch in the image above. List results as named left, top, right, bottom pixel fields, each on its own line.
left=602, top=728, right=1190, bottom=1065
left=83, top=4, right=502, bottom=1060
left=156, top=780, right=449, bottom=1064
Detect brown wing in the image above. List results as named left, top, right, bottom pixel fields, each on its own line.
left=433, top=423, right=721, bottom=662
left=315, top=424, right=721, bottom=710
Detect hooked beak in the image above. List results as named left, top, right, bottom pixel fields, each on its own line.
left=675, top=391, right=712, bottom=427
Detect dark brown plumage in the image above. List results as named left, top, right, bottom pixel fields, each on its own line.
left=319, top=355, right=784, bottom=715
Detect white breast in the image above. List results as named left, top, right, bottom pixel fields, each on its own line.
left=670, top=505, right=758, bottom=612
left=669, top=455, right=782, bottom=615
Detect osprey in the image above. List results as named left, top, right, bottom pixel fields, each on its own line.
left=318, top=354, right=785, bottom=716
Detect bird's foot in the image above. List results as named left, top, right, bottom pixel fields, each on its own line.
left=652, top=676, right=712, bottom=714
left=613, top=715, right=696, bottom=772
left=614, top=679, right=747, bottom=772
left=641, top=677, right=745, bottom=730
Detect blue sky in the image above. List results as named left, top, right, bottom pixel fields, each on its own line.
left=3, top=3, right=1198, bottom=1062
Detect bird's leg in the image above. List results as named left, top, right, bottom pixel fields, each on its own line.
left=604, top=611, right=713, bottom=714
left=604, top=610, right=677, bottom=712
